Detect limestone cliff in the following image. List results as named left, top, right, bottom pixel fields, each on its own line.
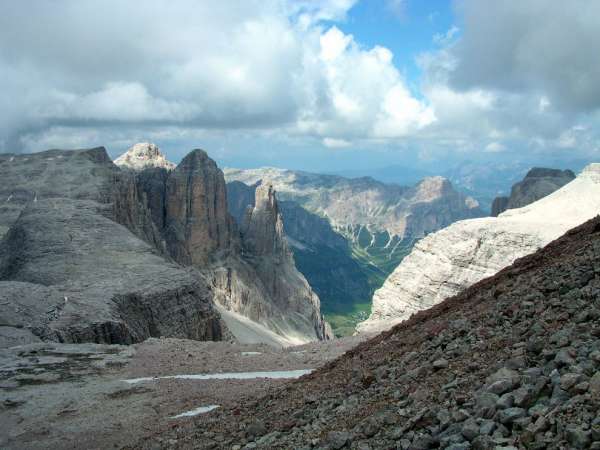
left=0, top=148, right=225, bottom=347
left=357, top=163, right=600, bottom=334
left=491, top=167, right=575, bottom=216
left=210, top=183, right=332, bottom=344
left=114, top=148, right=331, bottom=345
left=226, top=180, right=371, bottom=336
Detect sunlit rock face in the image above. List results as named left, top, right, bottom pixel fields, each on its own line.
left=357, top=164, right=600, bottom=334
left=114, top=143, right=176, bottom=171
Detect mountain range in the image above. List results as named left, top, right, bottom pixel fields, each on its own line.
left=358, top=163, right=600, bottom=334
left=224, top=167, right=483, bottom=335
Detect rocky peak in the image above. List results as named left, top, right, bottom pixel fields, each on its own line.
left=414, top=176, right=453, bottom=201
left=525, top=167, right=575, bottom=179
left=241, top=182, right=289, bottom=258
left=114, top=142, right=176, bottom=171
left=163, top=149, right=237, bottom=267
left=491, top=166, right=576, bottom=216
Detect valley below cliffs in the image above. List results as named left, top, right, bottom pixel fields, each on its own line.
left=358, top=163, right=600, bottom=334
left=224, top=167, right=483, bottom=335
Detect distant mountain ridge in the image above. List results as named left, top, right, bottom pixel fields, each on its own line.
left=224, top=167, right=483, bottom=334
left=491, top=167, right=575, bottom=216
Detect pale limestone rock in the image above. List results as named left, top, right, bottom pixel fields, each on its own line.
left=223, top=167, right=482, bottom=241
left=114, top=143, right=175, bottom=171
left=357, top=164, right=600, bottom=334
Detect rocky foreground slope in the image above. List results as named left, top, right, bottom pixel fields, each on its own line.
left=141, top=216, right=600, bottom=450
left=358, top=163, right=600, bottom=334
left=491, top=168, right=575, bottom=217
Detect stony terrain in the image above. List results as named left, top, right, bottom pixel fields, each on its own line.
left=0, top=336, right=364, bottom=450
left=358, top=163, right=600, bottom=334
left=491, top=168, right=575, bottom=216
left=137, top=216, right=600, bottom=449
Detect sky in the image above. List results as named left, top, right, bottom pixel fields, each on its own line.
left=1, top=0, right=600, bottom=173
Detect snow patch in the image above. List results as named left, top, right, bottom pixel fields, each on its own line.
left=123, top=369, right=313, bottom=384
left=171, top=405, right=219, bottom=419
left=241, top=352, right=262, bottom=356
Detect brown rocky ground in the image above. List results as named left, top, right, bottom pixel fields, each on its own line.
left=0, top=336, right=365, bottom=449
left=133, top=217, right=600, bottom=450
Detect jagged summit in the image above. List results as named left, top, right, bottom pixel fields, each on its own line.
left=114, top=142, right=176, bottom=171
left=491, top=166, right=575, bottom=216
left=358, top=162, right=600, bottom=334
left=241, top=183, right=289, bottom=257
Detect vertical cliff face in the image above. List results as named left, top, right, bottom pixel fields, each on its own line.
left=241, top=184, right=289, bottom=258
left=113, top=146, right=331, bottom=345
left=230, top=182, right=332, bottom=342
left=164, top=150, right=238, bottom=266
left=0, top=148, right=226, bottom=347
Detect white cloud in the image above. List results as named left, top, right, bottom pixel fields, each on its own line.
left=323, top=137, right=351, bottom=148
left=484, top=142, right=506, bottom=153
left=297, top=27, right=435, bottom=141
left=0, top=0, right=435, bottom=153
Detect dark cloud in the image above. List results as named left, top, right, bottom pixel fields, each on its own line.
left=450, top=0, right=600, bottom=112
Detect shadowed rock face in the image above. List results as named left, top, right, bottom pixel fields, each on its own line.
left=115, top=149, right=331, bottom=344
left=491, top=167, right=575, bottom=216
left=164, top=150, right=238, bottom=267
left=0, top=146, right=330, bottom=347
left=0, top=148, right=226, bottom=347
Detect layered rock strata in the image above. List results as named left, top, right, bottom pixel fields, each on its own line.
left=357, top=164, right=600, bottom=334
left=0, top=148, right=225, bottom=347
left=115, top=148, right=331, bottom=345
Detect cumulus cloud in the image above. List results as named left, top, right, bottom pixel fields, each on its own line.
left=2, top=0, right=600, bottom=164
left=0, top=0, right=432, bottom=153
left=415, top=0, right=600, bottom=158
